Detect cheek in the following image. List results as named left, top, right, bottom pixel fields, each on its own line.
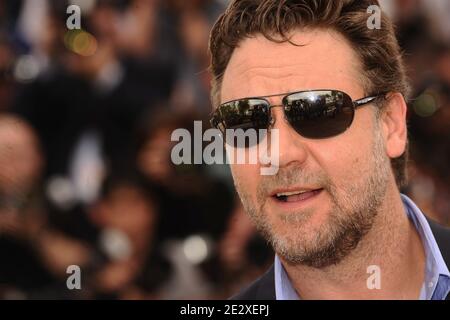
left=321, top=111, right=377, bottom=185
left=230, top=163, right=261, bottom=196
left=333, top=151, right=367, bottom=190
left=311, top=137, right=372, bottom=191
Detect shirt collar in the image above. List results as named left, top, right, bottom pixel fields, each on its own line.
left=274, top=254, right=299, bottom=300
left=274, top=193, right=450, bottom=300
left=400, top=194, right=450, bottom=300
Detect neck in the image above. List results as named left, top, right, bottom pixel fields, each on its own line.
left=282, top=187, right=426, bottom=299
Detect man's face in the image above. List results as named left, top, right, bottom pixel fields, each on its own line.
left=220, top=29, right=395, bottom=268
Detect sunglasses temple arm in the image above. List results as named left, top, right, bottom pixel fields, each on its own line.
left=353, top=95, right=382, bottom=109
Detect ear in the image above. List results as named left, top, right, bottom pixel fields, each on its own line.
left=380, top=93, right=408, bottom=159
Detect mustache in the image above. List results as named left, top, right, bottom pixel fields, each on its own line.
left=256, top=165, right=334, bottom=199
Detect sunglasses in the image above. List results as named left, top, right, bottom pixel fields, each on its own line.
left=210, top=89, right=386, bottom=146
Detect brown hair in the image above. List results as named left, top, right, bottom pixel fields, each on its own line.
left=208, top=0, right=411, bottom=188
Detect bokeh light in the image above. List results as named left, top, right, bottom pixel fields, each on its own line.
left=64, top=29, right=98, bottom=57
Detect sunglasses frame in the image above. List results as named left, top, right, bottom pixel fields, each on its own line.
left=210, top=89, right=387, bottom=138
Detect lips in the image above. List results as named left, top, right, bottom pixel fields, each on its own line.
left=272, top=188, right=323, bottom=203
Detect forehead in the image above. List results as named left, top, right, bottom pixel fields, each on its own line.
left=221, top=29, right=365, bottom=103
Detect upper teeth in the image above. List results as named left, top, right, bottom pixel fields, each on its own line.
left=276, top=190, right=308, bottom=197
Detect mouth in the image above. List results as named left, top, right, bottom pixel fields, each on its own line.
left=272, top=188, right=324, bottom=203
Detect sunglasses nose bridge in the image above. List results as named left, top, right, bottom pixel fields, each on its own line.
left=269, top=104, right=294, bottom=128
left=267, top=104, right=285, bottom=127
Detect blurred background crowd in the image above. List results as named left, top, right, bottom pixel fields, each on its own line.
left=0, top=0, right=449, bottom=299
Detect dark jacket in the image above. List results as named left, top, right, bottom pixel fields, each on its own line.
left=231, top=217, right=450, bottom=300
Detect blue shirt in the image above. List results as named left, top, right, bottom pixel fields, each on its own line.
left=274, top=194, right=450, bottom=300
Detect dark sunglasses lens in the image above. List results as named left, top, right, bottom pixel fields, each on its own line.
left=284, top=91, right=354, bottom=138
left=216, top=99, right=270, bottom=148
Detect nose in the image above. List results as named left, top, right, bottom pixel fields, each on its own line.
left=269, top=105, right=309, bottom=169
